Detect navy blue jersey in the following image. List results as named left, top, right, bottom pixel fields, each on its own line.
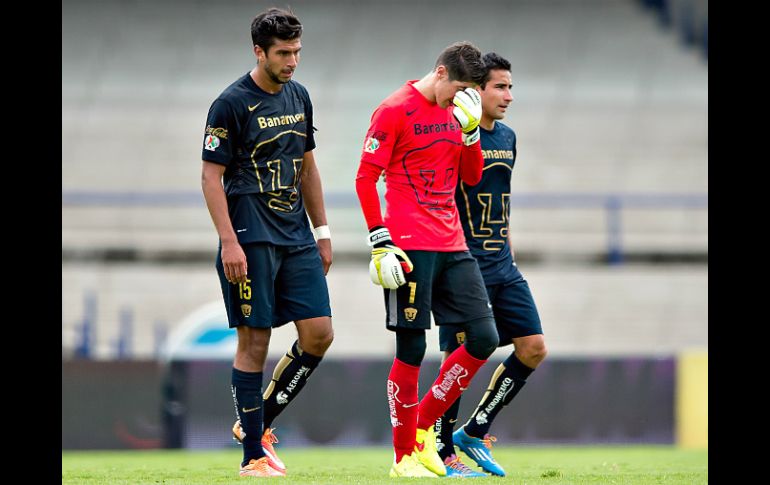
left=202, top=73, right=316, bottom=246
left=455, top=122, right=522, bottom=285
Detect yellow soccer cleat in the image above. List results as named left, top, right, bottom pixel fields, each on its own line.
left=389, top=452, right=439, bottom=477
left=414, top=425, right=447, bottom=476
left=239, top=456, right=285, bottom=477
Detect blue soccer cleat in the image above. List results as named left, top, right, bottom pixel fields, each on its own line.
left=453, top=428, right=506, bottom=476
left=444, top=454, right=487, bottom=477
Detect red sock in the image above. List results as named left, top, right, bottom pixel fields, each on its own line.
left=417, top=345, right=486, bottom=430
left=388, top=358, right=420, bottom=463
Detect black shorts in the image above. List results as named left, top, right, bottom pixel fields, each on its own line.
left=216, top=242, right=331, bottom=328
left=383, top=250, right=493, bottom=331
left=439, top=276, right=542, bottom=351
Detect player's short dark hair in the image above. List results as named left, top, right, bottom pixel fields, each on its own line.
left=434, top=41, right=486, bottom=85
left=480, top=52, right=512, bottom=89
left=251, top=8, right=303, bottom=53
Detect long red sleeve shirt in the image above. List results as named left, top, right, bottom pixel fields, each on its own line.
left=355, top=80, right=483, bottom=251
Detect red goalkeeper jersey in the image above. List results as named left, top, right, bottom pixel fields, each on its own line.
left=359, top=81, right=483, bottom=251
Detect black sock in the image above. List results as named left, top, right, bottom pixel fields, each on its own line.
left=263, top=340, right=323, bottom=428
left=463, top=352, right=533, bottom=438
left=232, top=368, right=264, bottom=466
left=436, top=396, right=462, bottom=460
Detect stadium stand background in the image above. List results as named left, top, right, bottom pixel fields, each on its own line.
left=62, top=0, right=707, bottom=449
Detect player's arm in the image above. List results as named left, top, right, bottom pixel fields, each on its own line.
left=300, top=150, right=332, bottom=275
left=355, top=161, right=413, bottom=289
left=454, top=88, right=484, bottom=186
left=458, top=142, right=484, bottom=186
left=355, top=104, right=413, bottom=288
left=509, top=233, right=516, bottom=262
left=201, top=161, right=247, bottom=284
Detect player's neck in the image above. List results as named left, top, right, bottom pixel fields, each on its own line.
left=480, top=116, right=496, bottom=131
left=413, top=72, right=438, bottom=105
left=250, top=67, right=284, bottom=95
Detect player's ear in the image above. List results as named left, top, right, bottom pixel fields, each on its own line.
left=254, top=44, right=265, bottom=62
left=435, top=65, right=447, bottom=81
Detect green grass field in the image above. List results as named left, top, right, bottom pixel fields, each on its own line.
left=62, top=445, right=707, bottom=484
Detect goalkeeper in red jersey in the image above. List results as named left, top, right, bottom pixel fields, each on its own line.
left=355, top=41, right=499, bottom=478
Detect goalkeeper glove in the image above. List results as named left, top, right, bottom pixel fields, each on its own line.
left=368, top=227, right=414, bottom=289
left=452, top=88, right=482, bottom=145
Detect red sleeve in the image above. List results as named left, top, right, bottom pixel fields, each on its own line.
left=360, top=104, right=401, bottom=169
left=459, top=142, right=484, bottom=186
left=355, top=160, right=385, bottom=230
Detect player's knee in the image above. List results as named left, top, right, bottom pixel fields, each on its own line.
left=236, top=338, right=268, bottom=366
left=464, top=317, right=499, bottom=359
left=476, top=330, right=499, bottom=358
left=318, top=327, right=334, bottom=352
left=519, top=337, right=547, bottom=367
left=236, top=327, right=270, bottom=351
left=302, top=327, right=334, bottom=356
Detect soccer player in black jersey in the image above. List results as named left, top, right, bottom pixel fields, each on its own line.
left=200, top=8, right=333, bottom=477
left=434, top=53, right=548, bottom=477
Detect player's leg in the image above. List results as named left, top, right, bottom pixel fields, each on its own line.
left=417, top=252, right=497, bottom=431
left=456, top=277, right=546, bottom=476
left=415, top=252, right=497, bottom=475
left=255, top=243, right=333, bottom=471
left=463, top=335, right=546, bottom=438
left=435, top=326, right=465, bottom=461
left=433, top=345, right=486, bottom=476
left=432, top=327, right=484, bottom=476
left=385, top=251, right=439, bottom=477
left=263, top=243, right=333, bottom=424
left=232, top=327, right=281, bottom=476
left=217, top=243, right=283, bottom=477
left=388, top=328, right=430, bottom=476
left=262, top=317, right=333, bottom=429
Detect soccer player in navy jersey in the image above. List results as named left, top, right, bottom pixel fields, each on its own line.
left=355, top=41, right=500, bottom=478
left=434, top=52, right=548, bottom=477
left=200, top=7, right=333, bottom=478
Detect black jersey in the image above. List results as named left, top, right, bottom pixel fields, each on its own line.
left=202, top=73, right=316, bottom=246
left=455, top=122, right=522, bottom=285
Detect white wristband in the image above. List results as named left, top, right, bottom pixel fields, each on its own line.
left=314, top=225, right=331, bottom=240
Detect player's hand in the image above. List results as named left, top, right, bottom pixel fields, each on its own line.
left=368, top=227, right=413, bottom=289
left=453, top=88, right=482, bottom=145
left=453, top=88, right=482, bottom=133
left=317, top=238, right=332, bottom=275
left=221, top=239, right=248, bottom=284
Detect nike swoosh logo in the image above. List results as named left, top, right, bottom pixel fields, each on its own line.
left=403, top=402, right=418, bottom=408
left=248, top=101, right=262, bottom=112
left=406, top=108, right=417, bottom=116
left=241, top=406, right=261, bottom=413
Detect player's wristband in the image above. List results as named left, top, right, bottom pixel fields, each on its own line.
left=314, top=225, right=331, bottom=240
left=462, top=127, right=480, bottom=146
left=368, top=226, right=392, bottom=247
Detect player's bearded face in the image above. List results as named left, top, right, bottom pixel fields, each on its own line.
left=260, top=39, right=301, bottom=84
